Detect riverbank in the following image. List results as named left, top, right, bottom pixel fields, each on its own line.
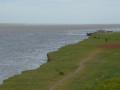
left=0, top=32, right=120, bottom=90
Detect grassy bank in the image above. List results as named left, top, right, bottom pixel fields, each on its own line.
left=0, top=32, right=120, bottom=90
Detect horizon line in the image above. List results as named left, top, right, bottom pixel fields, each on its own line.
left=0, top=23, right=120, bottom=26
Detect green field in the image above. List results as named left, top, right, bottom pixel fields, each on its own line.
left=0, top=32, right=120, bottom=90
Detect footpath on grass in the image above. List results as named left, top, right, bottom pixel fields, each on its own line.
left=49, top=49, right=102, bottom=90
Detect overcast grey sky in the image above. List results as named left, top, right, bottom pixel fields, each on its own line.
left=0, top=0, right=120, bottom=24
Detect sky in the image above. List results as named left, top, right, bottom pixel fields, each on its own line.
left=0, top=0, right=120, bottom=24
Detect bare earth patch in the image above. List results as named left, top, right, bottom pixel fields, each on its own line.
left=99, top=43, right=120, bottom=49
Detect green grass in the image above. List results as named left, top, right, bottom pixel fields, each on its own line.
left=0, top=32, right=120, bottom=90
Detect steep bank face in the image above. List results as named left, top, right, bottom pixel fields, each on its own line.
left=0, top=32, right=120, bottom=90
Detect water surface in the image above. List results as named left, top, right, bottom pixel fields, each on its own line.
left=0, top=25, right=107, bottom=83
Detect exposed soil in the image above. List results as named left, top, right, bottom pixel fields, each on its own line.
left=99, top=43, right=120, bottom=49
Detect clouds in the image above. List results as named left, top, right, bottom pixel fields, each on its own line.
left=0, top=0, right=120, bottom=24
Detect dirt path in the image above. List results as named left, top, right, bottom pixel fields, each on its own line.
left=49, top=49, right=102, bottom=90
